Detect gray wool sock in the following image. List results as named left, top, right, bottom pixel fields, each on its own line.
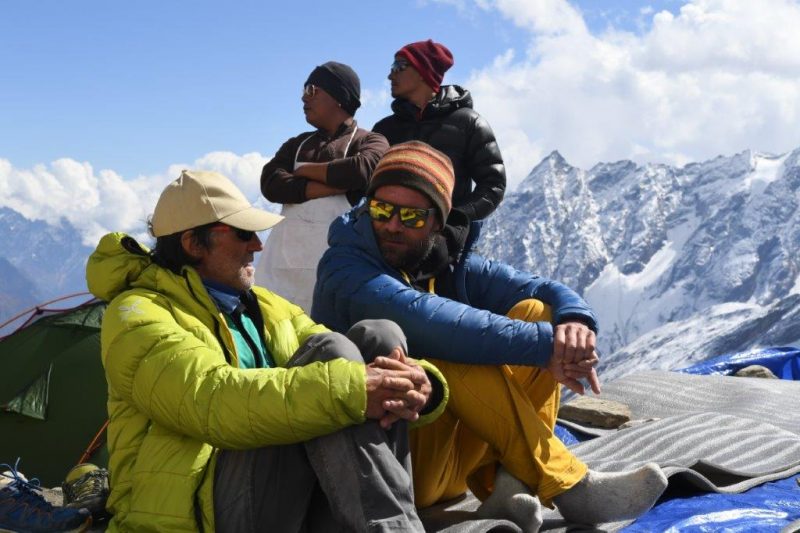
left=476, top=466, right=543, bottom=533
left=553, top=462, right=668, bottom=525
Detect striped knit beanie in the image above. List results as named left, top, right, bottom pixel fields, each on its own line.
left=367, top=141, right=455, bottom=224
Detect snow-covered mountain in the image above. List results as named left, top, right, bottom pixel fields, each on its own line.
left=480, top=148, right=800, bottom=377
left=0, top=208, right=94, bottom=322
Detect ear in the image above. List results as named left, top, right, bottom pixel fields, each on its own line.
left=180, top=230, right=206, bottom=261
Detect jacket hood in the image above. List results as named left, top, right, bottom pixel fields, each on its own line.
left=86, top=232, right=218, bottom=318
left=390, top=84, right=473, bottom=119
left=86, top=233, right=154, bottom=302
left=328, top=202, right=383, bottom=262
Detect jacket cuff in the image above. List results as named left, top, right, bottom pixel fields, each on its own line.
left=555, top=311, right=598, bottom=333
left=535, top=321, right=555, bottom=367
left=411, top=359, right=449, bottom=428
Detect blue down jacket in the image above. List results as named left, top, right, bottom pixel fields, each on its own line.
left=312, top=206, right=598, bottom=367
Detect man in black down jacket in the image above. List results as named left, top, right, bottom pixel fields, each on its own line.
left=373, top=40, right=506, bottom=260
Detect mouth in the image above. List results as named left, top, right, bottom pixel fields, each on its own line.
left=379, top=238, right=406, bottom=249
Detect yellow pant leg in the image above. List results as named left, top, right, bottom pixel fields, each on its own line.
left=410, top=401, right=489, bottom=508
left=410, top=299, right=587, bottom=508
left=505, top=299, right=560, bottom=433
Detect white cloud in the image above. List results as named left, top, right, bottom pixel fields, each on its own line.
left=0, top=152, right=270, bottom=247
left=461, top=0, right=800, bottom=188
left=359, top=86, right=392, bottom=113
left=480, top=0, right=588, bottom=36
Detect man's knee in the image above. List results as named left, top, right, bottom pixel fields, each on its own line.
left=289, top=332, right=364, bottom=367
left=346, top=319, right=408, bottom=363
left=507, top=299, right=552, bottom=323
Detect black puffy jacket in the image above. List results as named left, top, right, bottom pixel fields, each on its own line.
left=372, top=85, right=506, bottom=222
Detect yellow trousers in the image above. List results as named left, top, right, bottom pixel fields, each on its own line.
left=410, top=299, right=587, bottom=508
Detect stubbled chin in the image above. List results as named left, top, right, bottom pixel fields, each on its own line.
left=378, top=248, right=403, bottom=269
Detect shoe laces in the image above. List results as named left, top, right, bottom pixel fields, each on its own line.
left=0, top=458, right=53, bottom=512
left=64, top=468, right=108, bottom=504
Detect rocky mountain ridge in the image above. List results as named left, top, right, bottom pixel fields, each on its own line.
left=480, top=147, right=800, bottom=376
left=0, top=208, right=93, bottom=323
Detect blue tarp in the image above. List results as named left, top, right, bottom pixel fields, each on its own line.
left=678, top=345, right=800, bottom=381
left=619, top=346, right=800, bottom=532
left=625, top=475, right=800, bottom=533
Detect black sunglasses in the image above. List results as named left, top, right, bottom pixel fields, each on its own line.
left=212, top=224, right=256, bottom=242
left=390, top=60, right=410, bottom=74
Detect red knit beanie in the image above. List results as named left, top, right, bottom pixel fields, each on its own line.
left=396, top=40, right=454, bottom=93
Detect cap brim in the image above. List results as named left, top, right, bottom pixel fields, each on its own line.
left=220, top=207, right=284, bottom=232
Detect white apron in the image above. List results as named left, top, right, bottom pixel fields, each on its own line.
left=255, top=129, right=356, bottom=313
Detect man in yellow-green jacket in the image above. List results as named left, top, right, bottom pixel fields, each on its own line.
left=86, top=170, right=448, bottom=532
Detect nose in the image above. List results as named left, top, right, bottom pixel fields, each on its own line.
left=384, top=213, right=404, bottom=233
left=248, top=234, right=263, bottom=252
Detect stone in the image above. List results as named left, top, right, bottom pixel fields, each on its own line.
left=735, top=365, right=778, bottom=379
left=558, top=397, right=632, bottom=428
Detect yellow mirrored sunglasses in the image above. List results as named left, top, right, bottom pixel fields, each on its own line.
left=367, top=198, right=433, bottom=229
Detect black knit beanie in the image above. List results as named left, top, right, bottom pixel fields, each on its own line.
left=305, top=61, right=361, bottom=116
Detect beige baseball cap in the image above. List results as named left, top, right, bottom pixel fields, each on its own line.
left=151, top=170, right=283, bottom=237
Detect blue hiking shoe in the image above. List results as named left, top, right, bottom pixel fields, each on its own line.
left=0, top=460, right=92, bottom=533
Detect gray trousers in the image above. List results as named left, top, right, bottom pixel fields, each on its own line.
left=213, top=320, right=424, bottom=533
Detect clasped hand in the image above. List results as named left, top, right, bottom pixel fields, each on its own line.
left=365, top=348, right=432, bottom=429
left=547, top=321, right=602, bottom=395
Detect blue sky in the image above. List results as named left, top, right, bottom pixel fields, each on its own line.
left=1, top=0, right=679, bottom=178
left=2, top=0, right=800, bottom=244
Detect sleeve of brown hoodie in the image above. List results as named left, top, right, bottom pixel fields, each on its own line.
left=325, top=130, right=389, bottom=191
left=260, top=133, right=311, bottom=204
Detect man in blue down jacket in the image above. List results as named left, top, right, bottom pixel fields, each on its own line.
left=312, top=141, right=668, bottom=532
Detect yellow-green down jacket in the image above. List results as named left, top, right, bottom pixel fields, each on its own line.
left=86, top=233, right=448, bottom=532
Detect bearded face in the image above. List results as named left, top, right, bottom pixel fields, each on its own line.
left=369, top=185, right=441, bottom=272
left=376, top=226, right=437, bottom=271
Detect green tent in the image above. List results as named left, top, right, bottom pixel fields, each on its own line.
left=0, top=296, right=108, bottom=486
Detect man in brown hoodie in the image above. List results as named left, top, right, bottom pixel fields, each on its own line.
left=256, top=61, right=388, bottom=312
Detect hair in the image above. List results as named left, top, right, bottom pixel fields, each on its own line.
left=147, top=217, right=216, bottom=274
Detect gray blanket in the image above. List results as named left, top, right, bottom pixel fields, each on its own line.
left=421, top=371, right=800, bottom=532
